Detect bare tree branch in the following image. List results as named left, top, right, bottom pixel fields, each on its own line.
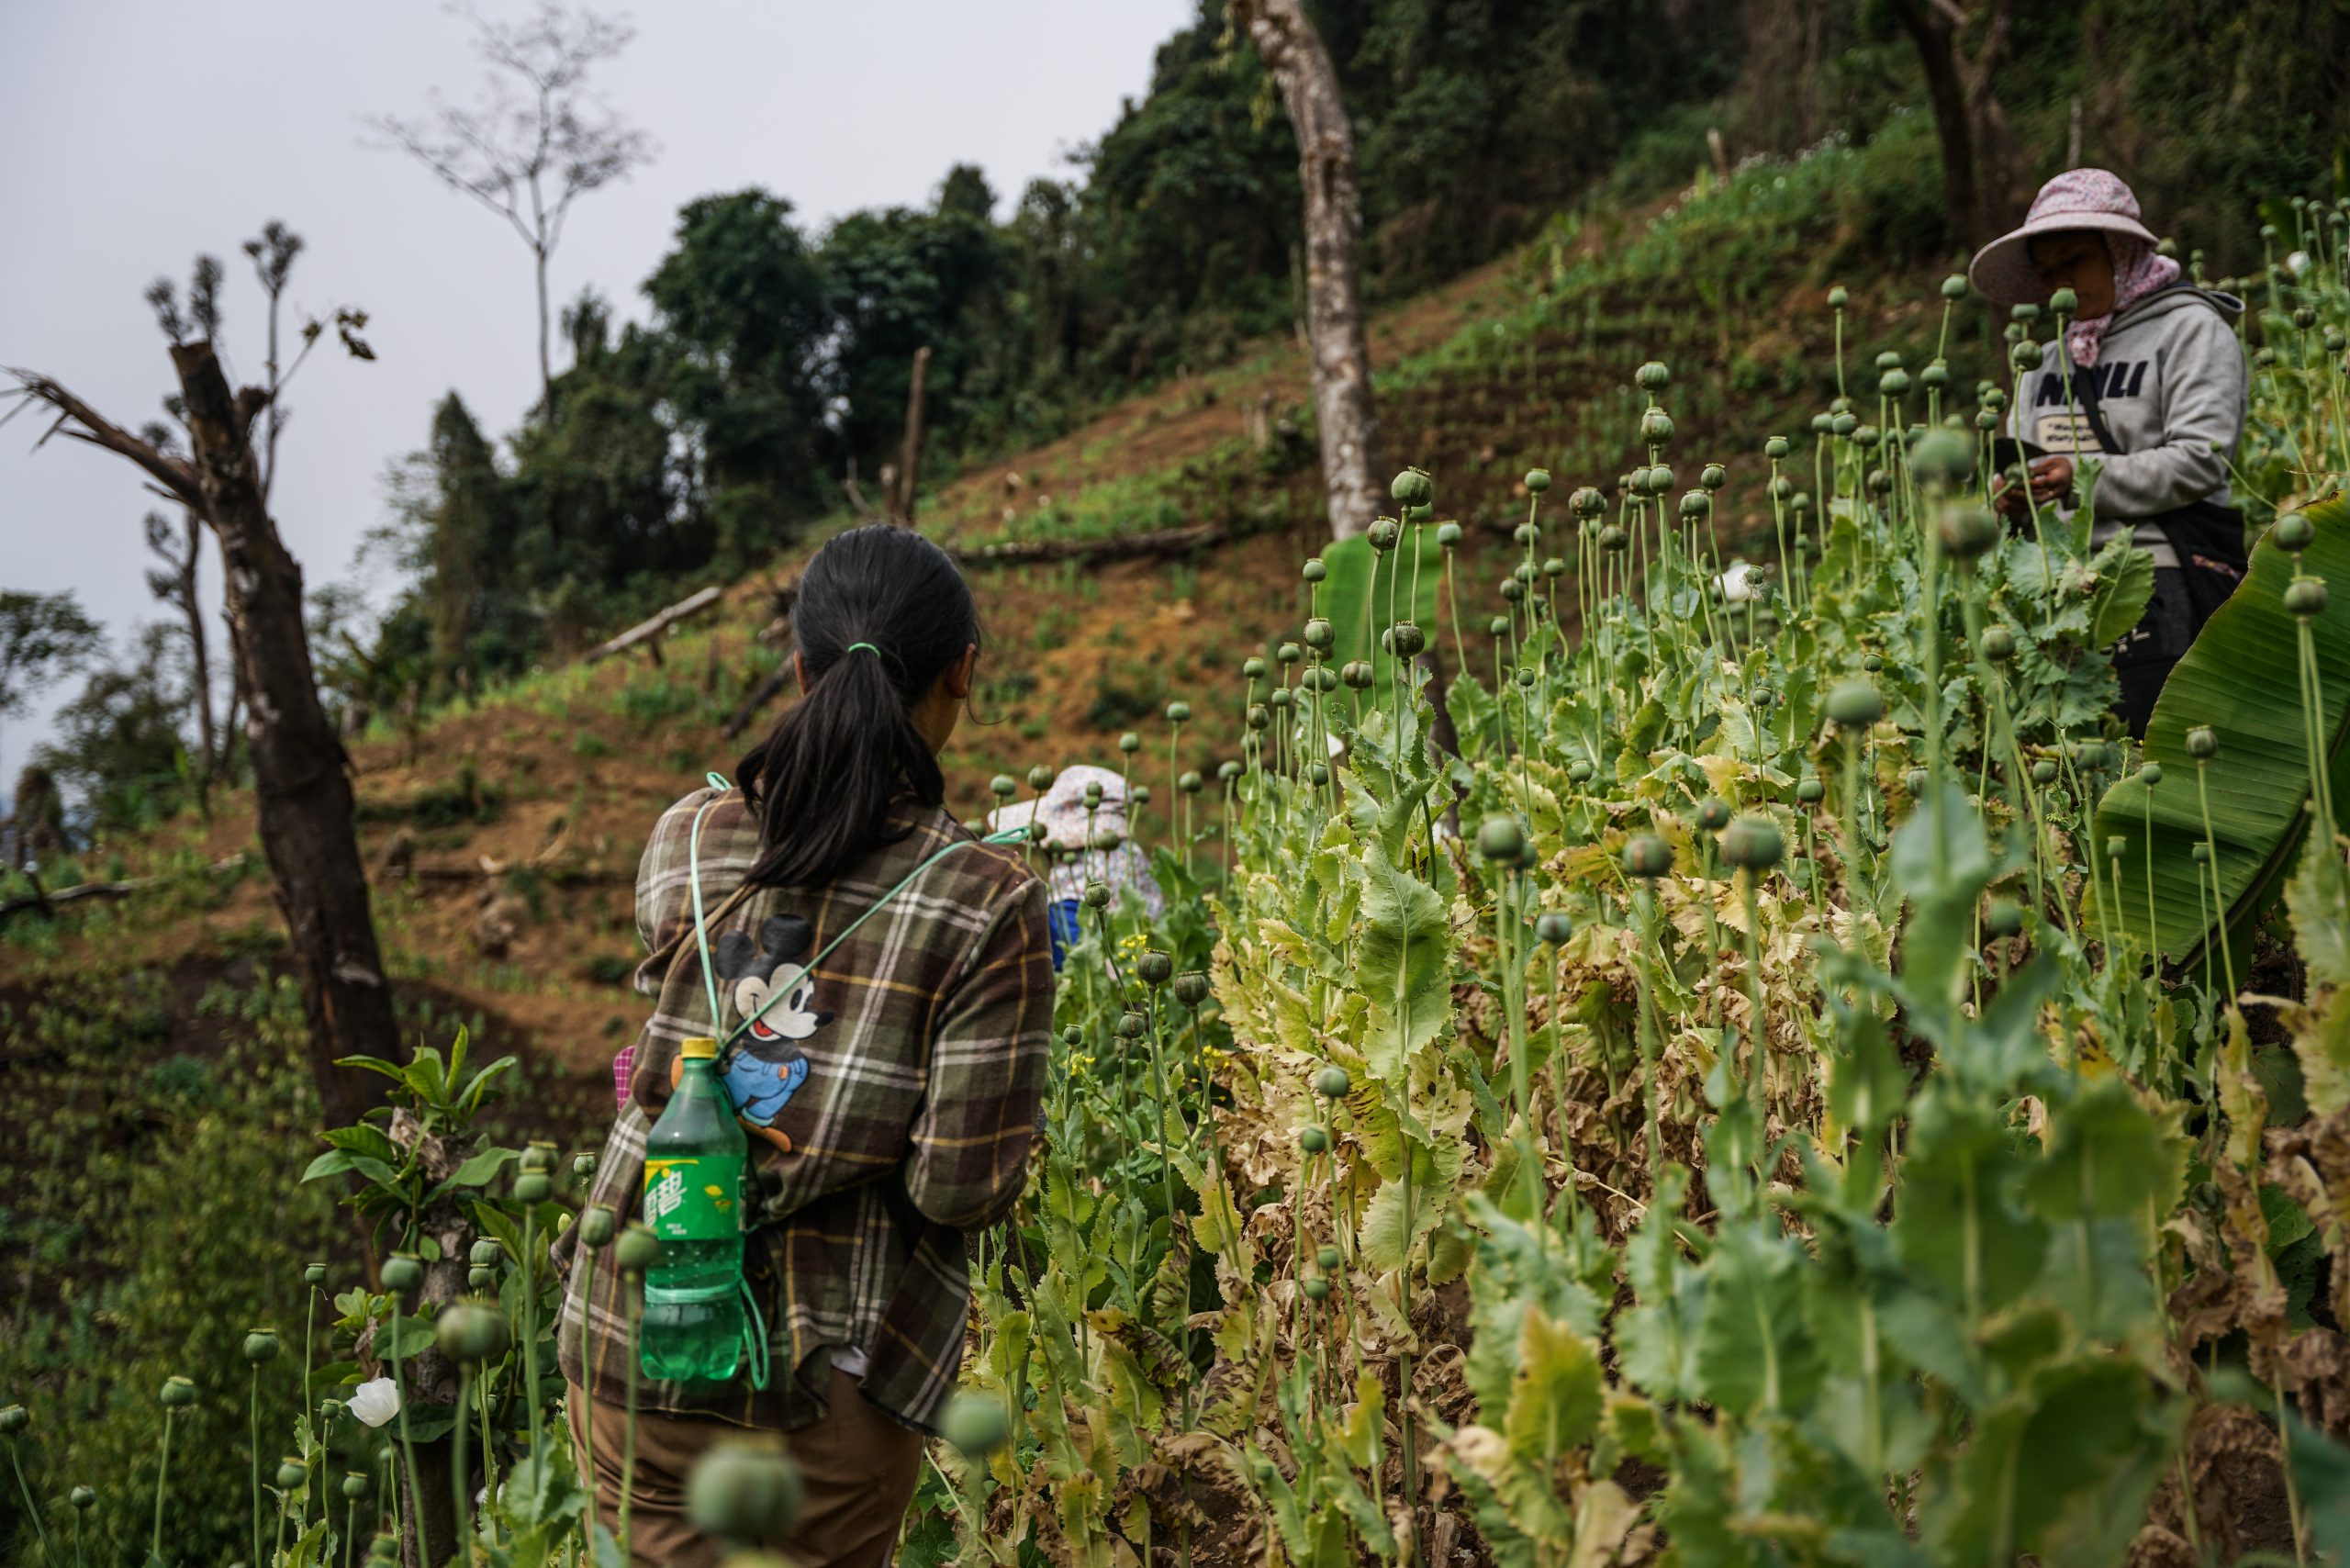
left=6, top=371, right=205, bottom=512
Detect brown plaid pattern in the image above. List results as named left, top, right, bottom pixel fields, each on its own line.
left=556, top=786, right=1051, bottom=1434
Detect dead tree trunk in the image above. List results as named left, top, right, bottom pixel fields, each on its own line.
left=896, top=345, right=932, bottom=526
left=11, top=345, right=398, bottom=1131
left=146, top=508, right=219, bottom=809
left=1888, top=0, right=2020, bottom=252
left=1234, top=0, right=1381, bottom=541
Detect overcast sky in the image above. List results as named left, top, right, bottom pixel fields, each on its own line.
left=0, top=0, right=1193, bottom=790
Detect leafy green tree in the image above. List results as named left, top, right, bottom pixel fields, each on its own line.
left=0, top=588, right=101, bottom=778
left=32, top=624, right=195, bottom=836
left=644, top=189, right=834, bottom=560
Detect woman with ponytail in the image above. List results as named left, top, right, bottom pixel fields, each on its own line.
left=558, top=525, right=1051, bottom=1566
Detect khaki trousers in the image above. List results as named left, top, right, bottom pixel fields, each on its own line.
left=567, top=1370, right=924, bottom=1568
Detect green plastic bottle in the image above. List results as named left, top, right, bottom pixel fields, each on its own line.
left=639, top=1036, right=748, bottom=1383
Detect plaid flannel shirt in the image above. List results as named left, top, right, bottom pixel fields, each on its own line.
left=557, top=786, right=1051, bottom=1434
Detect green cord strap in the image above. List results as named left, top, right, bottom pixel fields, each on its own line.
left=737, top=1278, right=771, bottom=1391
left=683, top=770, right=1028, bottom=1051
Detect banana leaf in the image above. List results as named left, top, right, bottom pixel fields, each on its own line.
left=1321, top=523, right=1446, bottom=677
left=2091, top=495, right=2350, bottom=967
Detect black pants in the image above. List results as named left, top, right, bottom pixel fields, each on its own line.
left=2111, top=566, right=2197, bottom=737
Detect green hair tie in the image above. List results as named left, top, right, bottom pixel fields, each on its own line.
left=845, top=642, right=881, bottom=657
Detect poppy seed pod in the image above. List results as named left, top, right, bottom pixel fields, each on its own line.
left=381, top=1255, right=424, bottom=1294
left=1303, top=1277, right=1331, bottom=1302
left=1305, top=761, right=1330, bottom=786
left=1623, top=834, right=1673, bottom=879
left=1026, top=765, right=1054, bottom=791
left=2012, top=302, right=2042, bottom=323
left=1340, top=661, right=1374, bottom=691
left=1831, top=412, right=1858, bottom=437
left=306, top=1263, right=328, bottom=1287
left=469, top=1238, right=503, bottom=1269
left=1082, top=881, right=1113, bottom=909
left=1975, top=409, right=2001, bottom=431
left=1534, top=912, right=1573, bottom=946
left=277, top=1457, right=308, bottom=1491
left=1173, top=971, right=1212, bottom=1008
left=1986, top=901, right=2024, bottom=937
left=1907, top=767, right=1930, bottom=794
left=1640, top=409, right=1674, bottom=444
left=1500, top=578, right=1527, bottom=602
left=1115, top=1012, right=1147, bottom=1040
left=1392, top=468, right=1434, bottom=509
left=1315, top=1066, right=1352, bottom=1099
left=1367, top=520, right=1400, bottom=552
left=1828, top=286, right=1849, bottom=308
left=2050, top=286, right=2079, bottom=315
left=1568, top=759, right=1594, bottom=783
left=160, top=1376, right=196, bottom=1408
left=2276, top=515, right=2315, bottom=552
left=1489, top=615, right=1512, bottom=636
left=1921, top=361, right=1949, bottom=389
left=2010, top=340, right=2042, bottom=372
left=2287, top=578, right=2329, bottom=617
left=1303, top=618, right=1335, bottom=652
left=1938, top=505, right=1999, bottom=560
left=578, top=1205, right=616, bottom=1248
left=342, top=1473, right=369, bottom=1501
left=1300, top=1126, right=1329, bottom=1154
left=0, top=1406, right=28, bottom=1437
left=1880, top=368, right=1911, bottom=398
left=1571, top=486, right=1606, bottom=520
left=1695, top=798, right=1730, bottom=833
left=1763, top=436, right=1792, bottom=462
left=1277, top=642, right=1303, bottom=666
left=70, top=1485, right=95, bottom=1510
left=1941, top=274, right=1968, bottom=299
left=1516, top=666, right=1537, bottom=688
left=1526, top=468, right=1552, bottom=493
left=1981, top=625, right=2017, bottom=662
left=1437, top=520, right=1464, bottom=548
left=244, top=1330, right=281, bottom=1364
left=1476, top=816, right=1526, bottom=862
left=1811, top=412, right=1833, bottom=434
left=1267, top=688, right=1292, bottom=711
left=434, top=1302, right=510, bottom=1365
left=1316, top=1244, right=1342, bottom=1271
left=1646, top=465, right=1674, bottom=495
left=688, top=1439, right=806, bottom=1543
left=1179, top=769, right=1203, bottom=796
left=573, top=1152, right=599, bottom=1180
left=2187, top=726, right=2219, bottom=759
left=467, top=1266, right=496, bottom=1293
left=2031, top=760, right=2059, bottom=785
left=1166, top=700, right=1192, bottom=723
left=1387, top=622, right=1427, bottom=658
left=1796, top=778, right=1824, bottom=803
left=513, top=1172, right=551, bottom=1204
left=1137, top=951, right=1174, bottom=987
left=2142, top=763, right=2164, bottom=786
left=1721, top=815, right=1784, bottom=869
left=2295, top=306, right=2319, bottom=331
left=1598, top=525, right=1628, bottom=554
left=1514, top=521, right=1539, bottom=547
left=615, top=1225, right=662, bottom=1275
left=1862, top=654, right=1885, bottom=672
left=1679, top=490, right=1710, bottom=521
left=1117, top=733, right=1143, bottom=757
left=1825, top=681, right=1884, bottom=728
left=1217, top=760, right=1243, bottom=782
left=1299, top=555, right=1330, bottom=586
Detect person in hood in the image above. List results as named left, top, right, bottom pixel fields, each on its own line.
left=1971, top=168, right=2250, bottom=734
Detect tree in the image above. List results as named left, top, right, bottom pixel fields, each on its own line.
left=0, top=588, right=101, bottom=783
left=145, top=509, right=220, bottom=812
left=6, top=242, right=396, bottom=1140
left=34, top=625, right=196, bottom=837
left=368, top=2, right=656, bottom=403
left=1886, top=0, right=2021, bottom=252
left=1231, top=0, right=1382, bottom=540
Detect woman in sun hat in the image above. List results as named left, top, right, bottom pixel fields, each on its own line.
left=1971, top=167, right=2250, bottom=734
left=986, top=763, right=1165, bottom=969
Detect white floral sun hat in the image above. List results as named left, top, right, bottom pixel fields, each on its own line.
left=1967, top=168, right=2162, bottom=307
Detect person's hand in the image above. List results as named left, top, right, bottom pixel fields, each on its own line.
left=1991, top=471, right=2029, bottom=518
left=2027, top=454, right=2075, bottom=505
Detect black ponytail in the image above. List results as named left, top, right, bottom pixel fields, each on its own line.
left=733, top=524, right=979, bottom=889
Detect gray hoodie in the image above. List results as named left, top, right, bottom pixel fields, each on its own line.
left=2006, top=284, right=2248, bottom=562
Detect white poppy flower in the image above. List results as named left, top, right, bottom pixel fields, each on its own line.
left=348, top=1376, right=399, bottom=1428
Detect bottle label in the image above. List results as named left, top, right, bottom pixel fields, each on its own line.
left=642, top=1156, right=741, bottom=1241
